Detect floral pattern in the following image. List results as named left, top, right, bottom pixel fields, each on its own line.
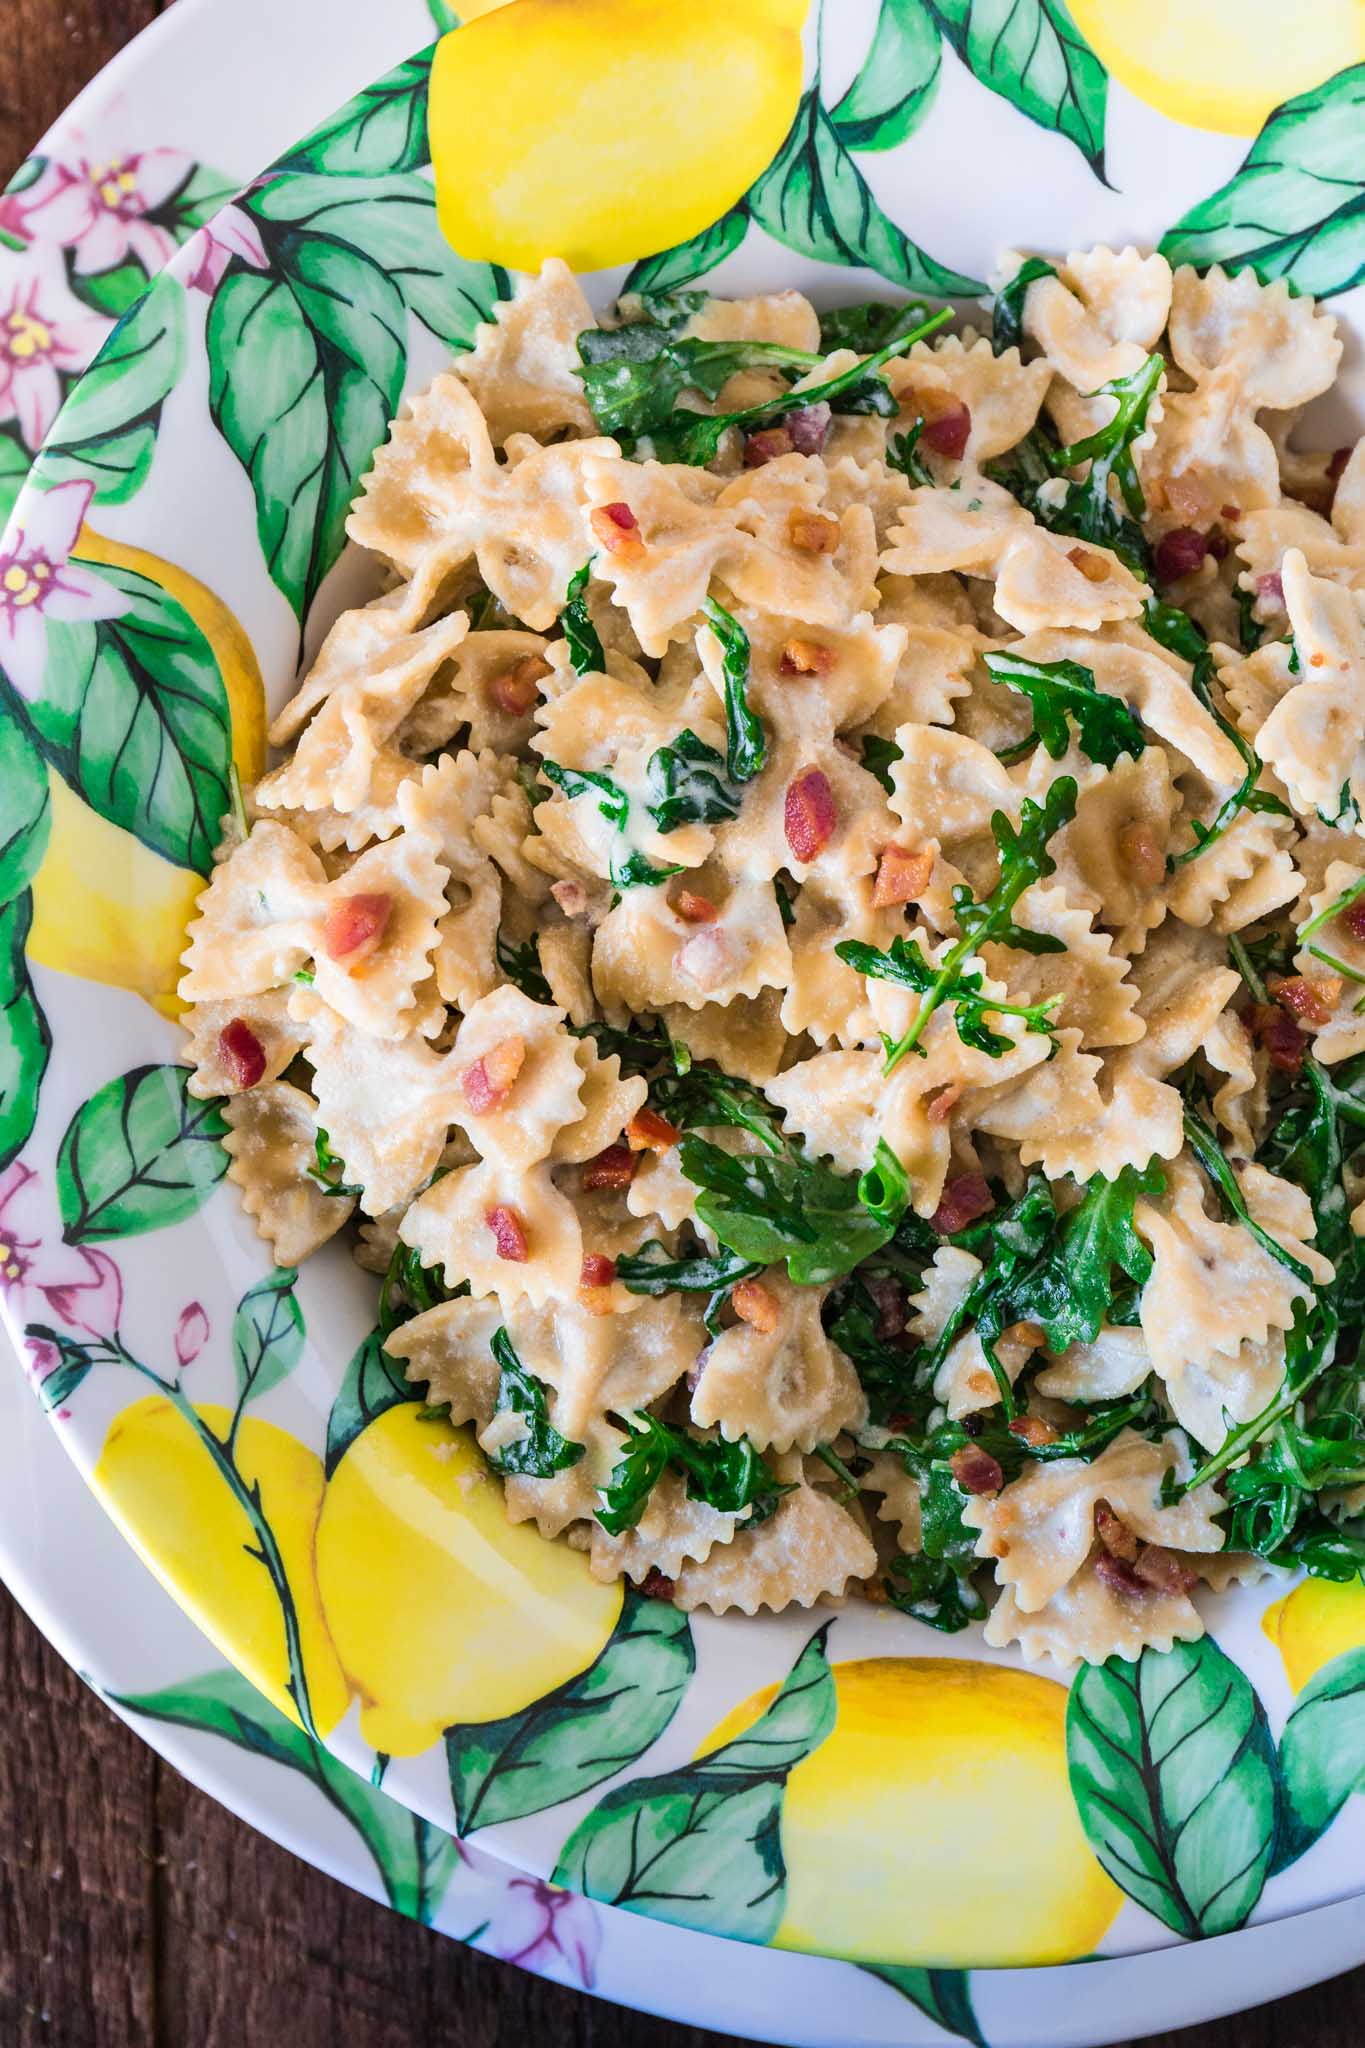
left=0, top=476, right=126, bottom=698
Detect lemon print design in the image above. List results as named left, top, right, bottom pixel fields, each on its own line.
left=314, top=1404, right=622, bottom=1756
left=93, top=1396, right=349, bottom=1735
left=26, top=528, right=266, bottom=1020
left=704, top=1656, right=1121, bottom=1968
left=1068, top=0, right=1365, bottom=137
left=429, top=0, right=807, bottom=272
left=1265, top=1576, right=1365, bottom=1694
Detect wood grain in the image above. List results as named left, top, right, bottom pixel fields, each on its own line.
left=5, top=4, right=1365, bottom=2045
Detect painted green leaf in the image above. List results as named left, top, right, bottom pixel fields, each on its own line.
left=284, top=54, right=435, bottom=176
left=208, top=234, right=405, bottom=626
left=325, top=1325, right=415, bottom=1476
left=622, top=207, right=749, bottom=298
left=161, top=162, right=240, bottom=235
left=831, top=0, right=943, bottom=152
left=115, top=1667, right=460, bottom=1922
left=0, top=711, right=51, bottom=901
left=552, top=1623, right=834, bottom=1937
left=232, top=1269, right=305, bottom=1411
left=1274, top=1645, right=1365, bottom=1870
left=33, top=557, right=231, bottom=875
left=250, top=174, right=509, bottom=353
left=748, top=88, right=984, bottom=298
left=0, top=426, right=28, bottom=527
left=56, top=1063, right=229, bottom=1245
left=447, top=1592, right=695, bottom=1833
left=30, top=1326, right=96, bottom=1411
left=428, top=0, right=460, bottom=28
left=70, top=259, right=152, bottom=320
left=0, top=892, right=49, bottom=1171
left=1067, top=1636, right=1278, bottom=1938
left=35, top=284, right=186, bottom=505
left=863, top=1965, right=986, bottom=2048
left=1160, top=66, right=1365, bottom=296
left=929, top=0, right=1108, bottom=177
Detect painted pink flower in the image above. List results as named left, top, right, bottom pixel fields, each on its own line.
left=0, top=247, right=112, bottom=451
left=174, top=1300, right=210, bottom=1369
left=0, top=477, right=128, bottom=701
left=182, top=203, right=268, bottom=296
left=479, top=1870, right=602, bottom=1987
left=0, top=1161, right=46, bottom=1302
left=38, top=1247, right=122, bottom=1342
left=3, top=149, right=194, bottom=275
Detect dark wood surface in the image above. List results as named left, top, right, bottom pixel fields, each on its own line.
left=4, top=7, right=1365, bottom=2045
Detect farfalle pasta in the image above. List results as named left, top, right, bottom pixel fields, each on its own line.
left=182, top=249, right=1365, bottom=1669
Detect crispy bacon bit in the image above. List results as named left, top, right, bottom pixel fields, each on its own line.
left=787, top=508, right=841, bottom=554
left=744, top=426, right=795, bottom=467
left=1000, top=1320, right=1046, bottom=1351
left=485, top=1204, right=529, bottom=1262
left=731, top=1278, right=781, bottom=1333
left=1066, top=545, right=1112, bottom=584
left=579, top=1253, right=617, bottom=1312
left=589, top=501, right=644, bottom=560
left=626, top=1107, right=682, bottom=1154
left=1273, top=972, right=1342, bottom=1028
left=864, top=1274, right=906, bottom=1342
left=922, top=399, right=971, bottom=460
left=321, top=891, right=391, bottom=965
left=872, top=842, right=935, bottom=909
left=1117, top=821, right=1166, bottom=889
left=551, top=878, right=589, bottom=917
left=461, top=1033, right=526, bottom=1115
left=1343, top=898, right=1365, bottom=943
left=582, top=1143, right=637, bottom=1191
left=1221, top=503, right=1242, bottom=523
left=1243, top=1000, right=1307, bottom=1075
left=638, top=1567, right=676, bottom=1601
left=1256, top=570, right=1284, bottom=609
left=863, top=1576, right=890, bottom=1605
left=1095, top=1500, right=1140, bottom=1563
left=1134, top=1544, right=1200, bottom=1595
left=669, top=885, right=718, bottom=924
left=1009, top=1414, right=1059, bottom=1447
left=925, top=1082, right=963, bottom=1125
left=784, top=768, right=837, bottom=862
left=1093, top=1551, right=1147, bottom=1598
left=1164, top=471, right=1213, bottom=524
left=950, top=1445, right=1004, bottom=1496
left=1154, top=526, right=1208, bottom=584
left=930, top=1173, right=994, bottom=1236
left=218, top=1019, right=266, bottom=1090
left=788, top=403, right=831, bottom=455
left=779, top=636, right=835, bottom=677
left=490, top=654, right=551, bottom=717
left=1310, top=650, right=1328, bottom=668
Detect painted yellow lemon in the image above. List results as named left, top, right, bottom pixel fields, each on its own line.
left=26, top=527, right=266, bottom=1020
left=1264, top=1576, right=1365, bottom=1694
left=429, top=0, right=807, bottom=272
left=314, top=1404, right=622, bottom=1756
left=702, top=1657, right=1121, bottom=1968
left=93, top=1396, right=349, bottom=1734
left=1068, top=0, right=1365, bottom=137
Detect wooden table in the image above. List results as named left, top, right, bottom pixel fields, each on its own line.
left=3, top=7, right=1365, bottom=2044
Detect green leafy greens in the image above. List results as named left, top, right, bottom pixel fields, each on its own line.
left=985, top=651, right=1146, bottom=767
left=561, top=560, right=604, bottom=676
left=702, top=596, right=765, bottom=783
left=485, top=1327, right=585, bottom=1478
left=539, top=758, right=683, bottom=890
left=679, top=1132, right=911, bottom=1287
left=596, top=1411, right=789, bottom=1536
left=643, top=728, right=740, bottom=832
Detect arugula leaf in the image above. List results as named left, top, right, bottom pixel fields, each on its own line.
left=576, top=324, right=820, bottom=443
left=1036, top=353, right=1164, bottom=572
left=886, top=1549, right=987, bottom=1632
left=1183, top=1105, right=1315, bottom=1290
left=1182, top=1297, right=1339, bottom=1496
left=569, top=1015, right=688, bottom=1078
left=307, top=1126, right=363, bottom=1199
left=1144, top=600, right=1291, bottom=867
left=616, top=1239, right=765, bottom=1336
left=640, top=305, right=953, bottom=466
left=887, top=421, right=934, bottom=485
left=596, top=1411, right=788, bottom=1536
left=644, top=728, right=740, bottom=832
left=861, top=732, right=903, bottom=794
left=561, top=560, right=604, bottom=676
left=984, top=651, right=1146, bottom=767
left=377, top=1242, right=465, bottom=1337
left=649, top=1065, right=784, bottom=1152
left=701, top=597, right=766, bottom=783
left=818, top=299, right=932, bottom=353
left=486, top=1326, right=585, bottom=1478
left=991, top=256, right=1057, bottom=353
left=838, top=777, right=1077, bottom=1071
left=999, top=1164, right=1166, bottom=1353
left=495, top=926, right=552, bottom=1004
left=823, top=1275, right=926, bottom=1428
left=680, top=1132, right=908, bottom=1286
left=539, top=758, right=683, bottom=891
left=625, top=288, right=711, bottom=333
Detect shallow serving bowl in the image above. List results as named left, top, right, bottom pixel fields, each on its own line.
left=7, top=0, right=1365, bottom=1988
